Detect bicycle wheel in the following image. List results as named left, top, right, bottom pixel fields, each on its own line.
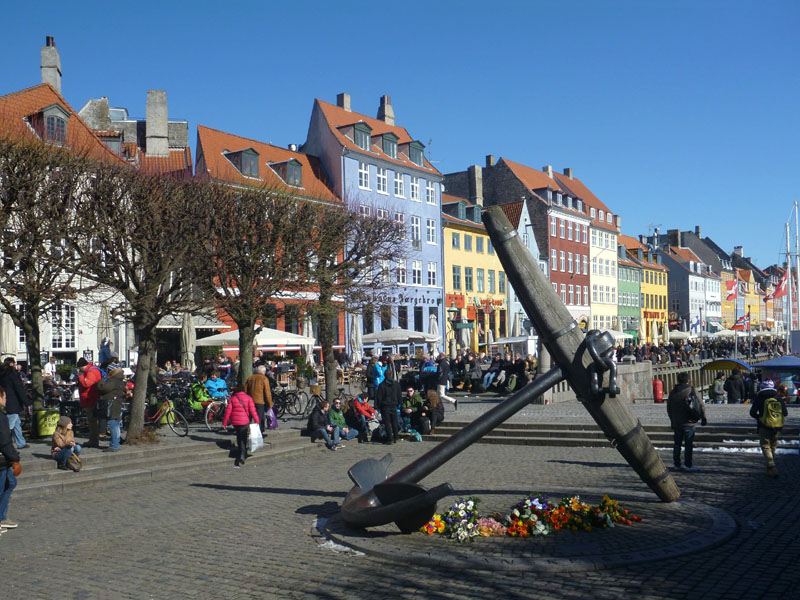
left=283, top=391, right=300, bottom=416
left=205, top=400, right=225, bottom=430
left=167, top=409, right=189, bottom=436
left=302, top=393, right=319, bottom=418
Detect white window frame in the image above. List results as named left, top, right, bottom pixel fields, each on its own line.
left=426, top=218, right=437, bottom=244
left=376, top=167, right=388, bottom=194
left=427, top=262, right=437, bottom=286
left=410, top=216, right=421, bottom=242
left=551, top=249, right=557, bottom=271
left=560, top=250, right=565, bottom=272
left=412, top=260, right=422, bottom=285
left=551, top=217, right=557, bottom=237
left=360, top=204, right=370, bottom=218
left=410, top=176, right=420, bottom=202
left=376, top=208, right=388, bottom=220
left=425, top=180, right=436, bottom=204
left=394, top=172, right=405, bottom=197
left=358, top=162, right=369, bottom=189
left=396, top=260, right=407, bottom=284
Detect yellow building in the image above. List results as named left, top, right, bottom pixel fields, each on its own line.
left=442, top=194, right=508, bottom=355
left=720, top=270, right=736, bottom=328
left=735, top=268, right=761, bottom=327
left=619, top=235, right=668, bottom=342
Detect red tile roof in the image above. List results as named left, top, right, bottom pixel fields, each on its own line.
left=0, top=83, right=127, bottom=165
left=196, top=125, right=338, bottom=202
left=502, top=158, right=563, bottom=194
left=618, top=257, right=641, bottom=269
left=442, top=192, right=471, bottom=205
left=553, top=171, right=618, bottom=232
left=315, top=99, right=440, bottom=176
left=498, top=200, right=524, bottom=229
left=138, top=146, right=193, bottom=178
left=618, top=234, right=645, bottom=251
left=670, top=246, right=702, bottom=264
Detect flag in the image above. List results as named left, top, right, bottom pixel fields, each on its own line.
left=725, top=279, right=738, bottom=301
left=765, top=271, right=788, bottom=301
left=731, top=311, right=750, bottom=331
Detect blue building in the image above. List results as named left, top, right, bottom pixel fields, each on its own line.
left=302, top=94, right=444, bottom=355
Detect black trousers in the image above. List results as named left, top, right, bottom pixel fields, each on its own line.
left=254, top=404, right=265, bottom=433
left=380, top=408, right=399, bottom=441
left=234, top=425, right=249, bottom=462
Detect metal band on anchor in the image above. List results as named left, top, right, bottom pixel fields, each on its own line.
left=498, top=229, right=519, bottom=243
left=609, top=421, right=643, bottom=449
left=542, top=320, right=578, bottom=344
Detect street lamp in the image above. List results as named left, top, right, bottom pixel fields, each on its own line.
left=446, top=302, right=460, bottom=359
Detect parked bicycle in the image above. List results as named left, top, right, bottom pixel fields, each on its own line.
left=122, top=398, right=189, bottom=437
left=272, top=384, right=304, bottom=418
left=204, top=395, right=228, bottom=430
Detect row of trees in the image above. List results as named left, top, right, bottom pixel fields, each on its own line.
left=0, top=133, right=406, bottom=440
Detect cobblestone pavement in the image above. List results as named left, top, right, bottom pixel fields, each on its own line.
left=4, top=398, right=800, bottom=600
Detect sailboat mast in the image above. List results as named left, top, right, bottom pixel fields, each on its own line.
left=786, top=221, right=793, bottom=353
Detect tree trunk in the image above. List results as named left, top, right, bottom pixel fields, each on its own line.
left=317, top=292, right=339, bottom=401
left=128, top=329, right=156, bottom=441
left=236, top=320, right=257, bottom=385
left=22, top=313, right=44, bottom=411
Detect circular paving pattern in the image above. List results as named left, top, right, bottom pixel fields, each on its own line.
left=323, top=486, right=737, bottom=572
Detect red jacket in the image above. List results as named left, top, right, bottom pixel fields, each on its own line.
left=78, top=365, right=103, bottom=408
left=352, top=397, right=376, bottom=419
left=222, top=392, right=259, bottom=427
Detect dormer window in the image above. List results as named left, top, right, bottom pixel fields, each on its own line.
left=473, top=205, right=482, bottom=223
left=409, top=141, right=424, bottom=166
left=599, top=209, right=604, bottom=221
left=556, top=193, right=562, bottom=205
left=271, top=158, right=303, bottom=187
left=607, top=212, right=612, bottom=223
left=458, top=201, right=467, bottom=220
left=41, top=104, right=69, bottom=145
left=354, top=122, right=372, bottom=151
left=566, top=196, right=573, bottom=209
left=382, top=132, right=398, bottom=159
left=576, top=200, right=583, bottom=212
left=224, top=148, right=260, bottom=178
left=590, top=207, right=596, bottom=218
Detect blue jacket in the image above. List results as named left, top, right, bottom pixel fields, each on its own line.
left=204, top=378, right=228, bottom=398
left=371, top=363, right=386, bottom=388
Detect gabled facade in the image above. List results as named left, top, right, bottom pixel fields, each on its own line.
left=302, top=94, right=444, bottom=353
left=441, top=194, right=508, bottom=354
left=617, top=251, right=643, bottom=340
left=660, top=246, right=721, bottom=335
left=619, top=235, right=669, bottom=342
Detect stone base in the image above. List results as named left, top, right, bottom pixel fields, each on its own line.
left=323, top=486, right=736, bottom=572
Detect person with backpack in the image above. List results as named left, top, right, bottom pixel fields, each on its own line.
left=749, top=379, right=788, bottom=478
left=667, top=372, right=707, bottom=472
left=711, top=372, right=726, bottom=404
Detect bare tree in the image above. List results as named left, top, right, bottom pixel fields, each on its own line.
left=0, top=135, right=92, bottom=409
left=307, top=199, right=408, bottom=400
left=198, top=184, right=319, bottom=384
left=71, top=164, right=215, bottom=440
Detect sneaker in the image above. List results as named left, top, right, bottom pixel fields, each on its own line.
left=455, top=400, right=459, bottom=411
left=766, top=466, right=778, bottom=478
left=0, top=520, right=18, bottom=529
left=337, top=444, right=346, bottom=449
left=685, top=466, right=700, bottom=473
left=673, top=465, right=686, bottom=472
left=57, top=464, right=69, bottom=471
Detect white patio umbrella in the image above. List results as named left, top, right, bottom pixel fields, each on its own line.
left=669, top=330, right=691, bottom=341
left=637, top=319, right=646, bottom=343
left=180, top=312, right=196, bottom=372
left=662, top=323, right=670, bottom=345
left=0, top=312, right=17, bottom=358
left=362, top=327, right=439, bottom=347
left=460, top=324, right=471, bottom=351
left=511, top=313, right=521, bottom=337
left=301, top=314, right=315, bottom=367
left=196, top=327, right=315, bottom=346
left=651, top=320, right=659, bottom=343
left=428, top=313, right=439, bottom=353
left=609, top=330, right=634, bottom=341
left=615, top=317, right=624, bottom=334
left=349, top=314, right=362, bottom=365
left=486, top=327, right=495, bottom=348
left=96, top=303, right=113, bottom=351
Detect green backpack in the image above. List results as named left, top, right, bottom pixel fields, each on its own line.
left=759, top=396, right=785, bottom=429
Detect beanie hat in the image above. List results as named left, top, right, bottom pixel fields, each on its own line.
left=77, top=357, right=88, bottom=368
left=761, top=378, right=775, bottom=391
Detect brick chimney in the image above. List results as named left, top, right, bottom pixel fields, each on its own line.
left=542, top=165, right=553, bottom=178
left=377, top=95, right=394, bottom=125
left=485, top=155, right=495, bottom=167
left=694, top=225, right=701, bottom=237
left=468, top=165, right=483, bottom=207
left=145, top=90, right=169, bottom=157
left=733, top=246, right=743, bottom=257
left=336, top=93, right=351, bottom=112
left=563, top=167, right=573, bottom=179
left=41, top=35, right=62, bottom=93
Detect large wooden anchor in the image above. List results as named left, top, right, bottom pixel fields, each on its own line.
left=341, top=207, right=680, bottom=532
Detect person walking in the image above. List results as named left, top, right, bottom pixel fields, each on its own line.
left=375, top=376, right=401, bottom=444
left=667, top=372, right=707, bottom=472
left=77, top=357, right=104, bottom=448
left=0, top=386, right=21, bottom=535
left=245, top=365, right=272, bottom=435
left=436, top=353, right=457, bottom=409
left=724, top=368, right=746, bottom=404
left=97, top=367, right=126, bottom=452
left=749, top=379, right=788, bottom=478
left=711, top=371, right=726, bottom=404
left=221, top=386, right=259, bottom=468
left=0, top=358, right=30, bottom=450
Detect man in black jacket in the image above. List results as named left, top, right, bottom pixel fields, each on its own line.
left=375, top=377, right=401, bottom=444
left=307, top=400, right=340, bottom=451
left=724, top=368, right=746, bottom=404
left=436, top=353, right=457, bottom=409
left=0, top=386, right=22, bottom=534
left=0, top=358, right=30, bottom=449
left=667, top=372, right=707, bottom=472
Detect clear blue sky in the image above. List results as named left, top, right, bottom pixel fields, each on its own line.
left=2, top=1, right=798, bottom=267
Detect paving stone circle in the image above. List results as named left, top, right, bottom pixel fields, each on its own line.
left=323, top=485, right=738, bottom=572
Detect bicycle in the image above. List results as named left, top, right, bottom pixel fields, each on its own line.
left=142, top=398, right=189, bottom=437
left=204, top=395, right=228, bottom=430
left=272, top=384, right=304, bottom=418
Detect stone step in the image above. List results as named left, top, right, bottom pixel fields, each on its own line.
left=439, top=421, right=800, bottom=435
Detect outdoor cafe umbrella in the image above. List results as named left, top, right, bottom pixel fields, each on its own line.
left=180, top=312, right=196, bottom=372
left=669, top=330, right=691, bottom=341
left=301, top=314, right=315, bottom=367
left=637, top=319, right=645, bottom=343
left=609, top=330, right=634, bottom=341
left=96, top=303, right=113, bottom=351
left=511, top=312, right=521, bottom=338
left=195, top=327, right=315, bottom=347
left=349, top=313, right=362, bottom=365
left=662, top=323, right=670, bottom=345
left=428, top=313, right=439, bottom=353
left=486, top=327, right=494, bottom=348
left=362, top=327, right=439, bottom=348
left=0, top=311, right=16, bottom=358
left=651, top=320, right=659, bottom=344
left=460, top=324, right=471, bottom=351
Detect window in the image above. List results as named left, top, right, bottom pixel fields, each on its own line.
left=359, top=204, right=370, bottom=218
left=398, top=306, right=408, bottom=329
left=553, top=282, right=558, bottom=294
left=382, top=133, right=398, bottom=158
left=567, top=222, right=573, bottom=240
left=226, top=149, right=259, bottom=177
left=412, top=260, right=422, bottom=285
left=582, top=225, right=587, bottom=244
left=592, top=257, right=597, bottom=274
left=607, top=212, right=613, bottom=223
left=410, top=177, right=420, bottom=201
left=410, top=216, right=421, bottom=243
left=557, top=193, right=563, bottom=205
left=599, top=210, right=604, bottom=221
left=551, top=217, right=557, bottom=237
left=551, top=249, right=557, bottom=271
left=354, top=123, right=371, bottom=150
left=590, top=207, right=596, bottom=218
left=51, top=304, right=76, bottom=349
left=409, top=141, right=424, bottom=166
left=488, top=240, right=494, bottom=255
left=358, top=162, right=369, bottom=189
left=394, top=172, right=404, bottom=197
left=426, top=181, right=436, bottom=204
left=477, top=268, right=485, bottom=293
left=376, top=167, right=388, bottom=193
left=559, top=219, right=565, bottom=238
left=592, top=285, right=598, bottom=302
left=567, top=196, right=573, bottom=209
left=591, top=229, right=597, bottom=247
left=561, top=284, right=567, bottom=302
left=465, top=267, right=473, bottom=291
left=426, top=219, right=437, bottom=244
left=574, top=255, right=580, bottom=275
left=464, top=235, right=472, bottom=251
left=287, top=160, right=302, bottom=186
left=46, top=115, right=67, bottom=144
left=605, top=259, right=610, bottom=276
left=427, top=262, right=437, bottom=286
left=394, top=211, right=405, bottom=226
left=499, top=272, right=506, bottom=294
left=396, top=260, right=407, bottom=284
left=583, top=255, right=588, bottom=274
left=523, top=233, right=529, bottom=247
left=577, top=200, right=583, bottom=212
left=568, top=285, right=574, bottom=305
left=488, top=270, right=496, bottom=293
left=476, top=237, right=484, bottom=253
left=380, top=260, right=391, bottom=283
left=568, top=252, right=573, bottom=273
left=576, top=286, right=582, bottom=306
left=376, top=208, right=388, bottom=220
left=452, top=265, right=461, bottom=290
left=560, top=251, right=565, bottom=272
left=584, top=286, right=588, bottom=304
left=452, top=232, right=460, bottom=249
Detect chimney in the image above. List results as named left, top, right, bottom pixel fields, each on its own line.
left=637, top=248, right=644, bottom=261
left=657, top=253, right=662, bottom=265
left=667, top=228, right=680, bottom=247
left=733, top=246, right=743, bottom=257
left=336, top=93, right=351, bottom=112
left=542, top=165, right=553, bottom=178
left=145, top=90, right=169, bottom=157
left=41, top=35, right=62, bottom=93
left=288, top=143, right=297, bottom=152
left=377, top=95, right=394, bottom=125
left=563, top=167, right=573, bottom=179
left=468, top=165, right=483, bottom=207
left=694, top=225, right=701, bottom=237
left=614, top=214, right=622, bottom=230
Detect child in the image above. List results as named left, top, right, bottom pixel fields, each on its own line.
left=51, top=416, right=82, bottom=470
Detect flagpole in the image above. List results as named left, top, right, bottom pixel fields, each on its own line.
left=786, top=222, right=793, bottom=354
left=733, top=272, right=738, bottom=360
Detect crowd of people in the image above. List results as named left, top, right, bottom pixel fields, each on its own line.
left=615, top=337, right=785, bottom=365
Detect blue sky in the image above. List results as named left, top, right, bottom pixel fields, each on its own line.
left=2, top=1, right=798, bottom=266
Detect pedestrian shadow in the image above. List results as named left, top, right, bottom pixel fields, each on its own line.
left=547, top=460, right=627, bottom=468
left=190, top=483, right=348, bottom=498
left=296, top=500, right=340, bottom=517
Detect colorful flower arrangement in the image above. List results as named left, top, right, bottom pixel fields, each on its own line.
left=420, top=493, right=641, bottom=542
